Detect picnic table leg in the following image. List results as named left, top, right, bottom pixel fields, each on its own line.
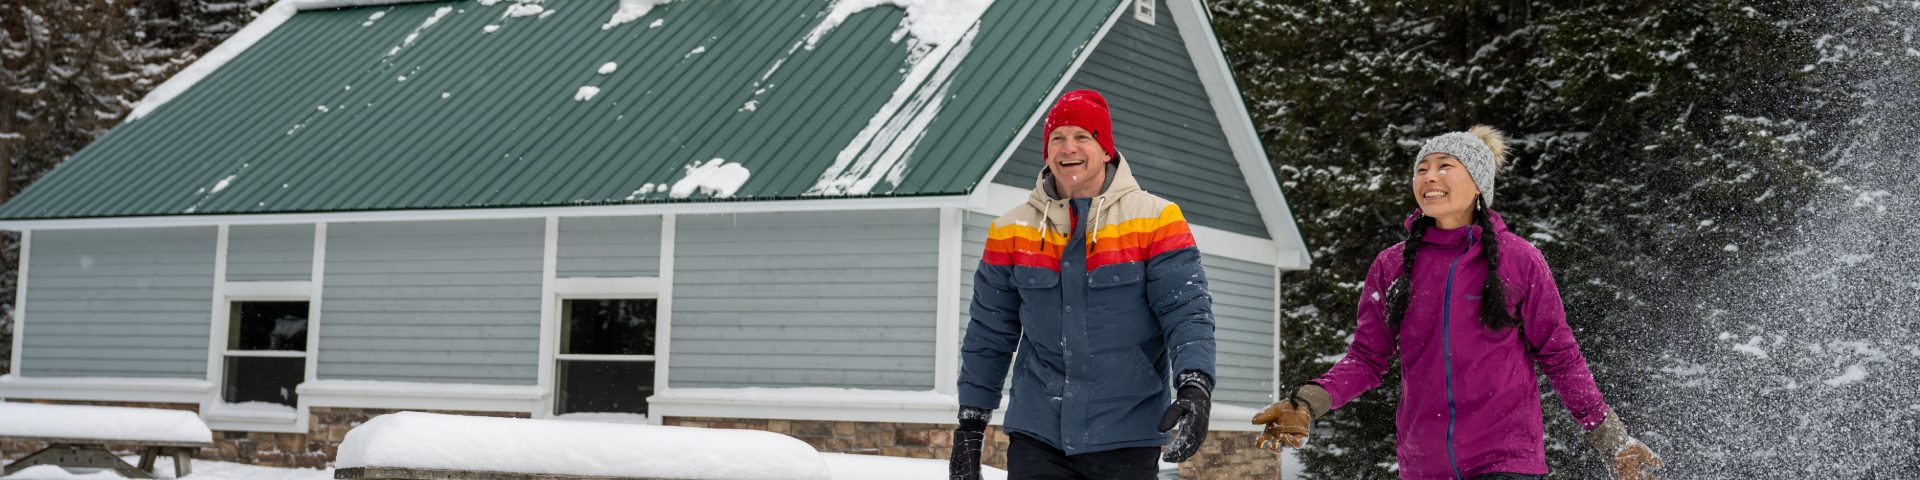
left=171, top=447, right=194, bottom=478
left=1, top=443, right=155, bottom=479
left=138, top=446, right=158, bottom=471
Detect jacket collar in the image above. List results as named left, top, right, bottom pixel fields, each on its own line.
left=1402, top=208, right=1511, bottom=246
left=1029, top=154, right=1141, bottom=233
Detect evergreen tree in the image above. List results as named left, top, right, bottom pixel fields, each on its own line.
left=0, top=0, right=269, bottom=374
left=1209, top=0, right=1902, bottom=477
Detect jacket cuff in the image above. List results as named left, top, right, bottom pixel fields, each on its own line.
left=957, top=406, right=992, bottom=432
left=1582, top=410, right=1629, bottom=454
left=1177, top=370, right=1214, bottom=393
left=1294, top=383, right=1332, bottom=419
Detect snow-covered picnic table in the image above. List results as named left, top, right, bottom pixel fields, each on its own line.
left=333, top=412, right=1006, bottom=480
left=0, top=402, right=215, bottom=479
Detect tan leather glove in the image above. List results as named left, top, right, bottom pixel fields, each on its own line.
left=1251, top=384, right=1329, bottom=451
left=1585, top=411, right=1665, bottom=480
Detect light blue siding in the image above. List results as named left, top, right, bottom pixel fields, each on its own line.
left=227, top=224, right=314, bottom=282
left=318, top=219, right=542, bottom=384
left=557, top=216, right=660, bottom=278
left=671, top=210, right=939, bottom=390
left=22, top=228, right=215, bottom=378
left=1203, top=254, right=1277, bottom=407
left=993, top=0, right=1268, bottom=239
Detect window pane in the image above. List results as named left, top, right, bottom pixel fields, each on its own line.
left=561, top=299, right=656, bottom=356
left=223, top=357, right=304, bottom=407
left=557, top=360, right=654, bottom=415
left=229, top=301, right=308, bottom=351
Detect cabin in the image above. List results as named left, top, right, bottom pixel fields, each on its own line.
left=0, top=0, right=1308, bottom=475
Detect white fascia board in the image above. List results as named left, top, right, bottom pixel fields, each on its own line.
left=0, top=375, right=214, bottom=404
left=297, top=380, right=545, bottom=413
left=0, top=195, right=969, bottom=232
left=966, top=1, right=1130, bottom=211
left=1166, top=0, right=1311, bottom=271
left=971, top=183, right=1279, bottom=266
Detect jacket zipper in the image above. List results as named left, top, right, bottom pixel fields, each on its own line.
left=1441, top=231, right=1474, bottom=479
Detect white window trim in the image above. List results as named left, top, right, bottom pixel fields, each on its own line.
left=8, top=230, right=27, bottom=376
left=933, top=208, right=962, bottom=394
left=201, top=224, right=323, bottom=433
left=296, top=379, right=545, bottom=413
left=537, top=215, right=671, bottom=421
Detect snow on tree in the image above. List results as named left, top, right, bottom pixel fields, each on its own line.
left=0, top=0, right=271, bottom=374
left=1211, top=0, right=1917, bottom=477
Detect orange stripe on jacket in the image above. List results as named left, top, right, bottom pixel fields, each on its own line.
left=1086, top=205, right=1197, bottom=270
left=983, top=222, right=1067, bottom=271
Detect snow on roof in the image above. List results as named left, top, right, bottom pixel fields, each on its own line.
left=0, top=402, right=213, bottom=444
left=128, top=0, right=454, bottom=122
left=669, top=158, right=751, bottom=199
left=335, top=412, right=831, bottom=480
left=820, top=453, right=1007, bottom=480
left=804, top=0, right=994, bottom=196
left=604, top=0, right=678, bottom=30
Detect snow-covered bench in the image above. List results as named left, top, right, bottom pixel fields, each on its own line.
left=0, top=402, right=215, bottom=479
left=334, top=412, right=835, bottom=480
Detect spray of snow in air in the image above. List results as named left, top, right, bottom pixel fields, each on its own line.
left=1639, top=3, right=1920, bottom=478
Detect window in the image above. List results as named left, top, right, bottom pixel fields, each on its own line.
left=556, top=299, right=658, bottom=415
left=222, top=301, right=308, bottom=407
left=1134, top=0, right=1155, bottom=25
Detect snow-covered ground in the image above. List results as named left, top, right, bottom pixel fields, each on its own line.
left=0, top=456, right=330, bottom=480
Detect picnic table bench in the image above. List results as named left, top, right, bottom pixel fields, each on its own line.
left=0, top=402, right=215, bottom=479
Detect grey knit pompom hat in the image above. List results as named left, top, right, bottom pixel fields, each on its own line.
left=1413, top=125, right=1510, bottom=208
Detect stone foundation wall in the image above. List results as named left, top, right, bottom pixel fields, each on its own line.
left=0, top=400, right=525, bottom=469
left=663, top=416, right=1281, bottom=478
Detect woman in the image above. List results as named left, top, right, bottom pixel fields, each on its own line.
left=1252, top=127, right=1664, bottom=480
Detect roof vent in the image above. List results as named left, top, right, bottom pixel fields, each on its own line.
left=1134, top=0, right=1156, bottom=25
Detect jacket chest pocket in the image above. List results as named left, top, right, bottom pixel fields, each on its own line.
left=1012, top=267, right=1060, bottom=307
left=1087, top=262, right=1144, bottom=289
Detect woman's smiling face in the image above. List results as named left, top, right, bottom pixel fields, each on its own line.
left=1412, top=153, right=1480, bottom=226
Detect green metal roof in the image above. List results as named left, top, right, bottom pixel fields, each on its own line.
left=0, top=0, right=1121, bottom=220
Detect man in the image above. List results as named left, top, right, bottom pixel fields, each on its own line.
left=948, top=90, right=1217, bottom=479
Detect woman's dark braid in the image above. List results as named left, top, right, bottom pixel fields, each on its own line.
left=1474, top=204, right=1518, bottom=330
left=1384, top=208, right=1517, bottom=330
left=1383, top=216, right=1432, bottom=329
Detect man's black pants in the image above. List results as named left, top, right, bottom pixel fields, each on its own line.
left=1006, top=432, right=1159, bottom=480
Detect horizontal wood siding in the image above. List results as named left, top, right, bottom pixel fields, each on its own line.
left=22, top=227, right=215, bottom=378
left=672, top=210, right=939, bottom=390
left=993, top=0, right=1269, bottom=238
left=226, top=224, right=314, bottom=282
left=1203, top=254, right=1277, bottom=408
left=557, top=216, right=660, bottom=278
left=318, top=219, right=542, bottom=385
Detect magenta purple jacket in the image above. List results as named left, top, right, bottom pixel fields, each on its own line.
left=1313, top=210, right=1610, bottom=479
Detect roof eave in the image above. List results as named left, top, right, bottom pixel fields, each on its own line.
left=0, top=193, right=971, bottom=231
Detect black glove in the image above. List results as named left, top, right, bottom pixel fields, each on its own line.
left=949, top=406, right=990, bottom=480
left=1157, top=370, right=1213, bottom=463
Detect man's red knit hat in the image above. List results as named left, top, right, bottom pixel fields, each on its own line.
left=1042, top=89, right=1117, bottom=161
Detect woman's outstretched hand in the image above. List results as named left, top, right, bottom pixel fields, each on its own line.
left=1253, top=384, right=1329, bottom=450
left=1586, top=411, right=1664, bottom=480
